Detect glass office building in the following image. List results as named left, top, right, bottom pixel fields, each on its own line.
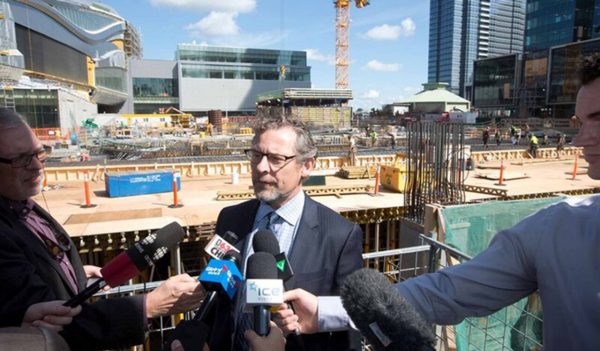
left=428, top=0, right=525, bottom=98
left=473, top=54, right=520, bottom=117
left=526, top=0, right=600, bottom=51
left=175, top=45, right=311, bottom=113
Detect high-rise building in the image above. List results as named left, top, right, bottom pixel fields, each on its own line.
left=525, top=0, right=600, bottom=51
left=472, top=1, right=600, bottom=119
left=428, top=0, right=525, bottom=98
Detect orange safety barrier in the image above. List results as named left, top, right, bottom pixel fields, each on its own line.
left=169, top=171, right=183, bottom=208
left=373, top=164, right=381, bottom=195
left=495, top=159, right=506, bottom=186
left=572, top=154, right=579, bottom=180
left=81, top=171, right=96, bottom=208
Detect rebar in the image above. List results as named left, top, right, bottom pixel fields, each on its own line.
left=404, top=122, right=466, bottom=223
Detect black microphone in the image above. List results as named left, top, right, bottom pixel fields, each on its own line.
left=340, top=268, right=436, bottom=351
left=252, top=229, right=303, bottom=340
left=245, top=252, right=283, bottom=336
left=253, top=229, right=294, bottom=282
left=64, top=221, right=185, bottom=307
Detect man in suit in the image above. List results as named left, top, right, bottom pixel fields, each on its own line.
left=0, top=108, right=205, bottom=350
left=208, top=118, right=363, bottom=351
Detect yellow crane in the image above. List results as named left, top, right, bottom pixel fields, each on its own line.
left=335, top=0, right=370, bottom=89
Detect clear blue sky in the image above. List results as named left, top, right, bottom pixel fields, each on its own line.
left=99, top=0, right=430, bottom=111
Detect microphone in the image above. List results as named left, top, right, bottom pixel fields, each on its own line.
left=252, top=229, right=294, bottom=282
left=194, top=250, right=243, bottom=321
left=164, top=250, right=243, bottom=351
left=245, top=252, right=284, bottom=336
left=204, top=231, right=240, bottom=259
left=64, top=221, right=185, bottom=307
left=340, top=268, right=436, bottom=351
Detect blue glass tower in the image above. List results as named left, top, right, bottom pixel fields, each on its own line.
left=428, top=0, right=525, bottom=98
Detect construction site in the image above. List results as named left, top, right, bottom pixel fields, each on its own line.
left=1, top=0, right=598, bottom=350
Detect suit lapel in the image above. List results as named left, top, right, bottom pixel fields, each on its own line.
left=286, top=196, right=320, bottom=289
left=31, top=204, right=83, bottom=295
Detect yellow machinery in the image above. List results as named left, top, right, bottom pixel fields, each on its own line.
left=334, top=0, right=370, bottom=89
left=380, top=152, right=408, bottom=192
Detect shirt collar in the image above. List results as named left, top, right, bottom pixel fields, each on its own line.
left=255, top=191, right=305, bottom=227
left=1, top=197, right=35, bottom=219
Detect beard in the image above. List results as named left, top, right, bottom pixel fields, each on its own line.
left=254, top=185, right=283, bottom=204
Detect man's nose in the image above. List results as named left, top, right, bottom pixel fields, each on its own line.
left=255, top=155, right=271, bottom=172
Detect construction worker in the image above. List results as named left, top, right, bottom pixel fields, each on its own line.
left=530, top=133, right=539, bottom=158
left=495, top=129, right=501, bottom=146
left=482, top=127, right=490, bottom=149
left=206, top=122, right=213, bottom=137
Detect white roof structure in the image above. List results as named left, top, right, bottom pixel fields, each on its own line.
left=397, top=83, right=471, bottom=113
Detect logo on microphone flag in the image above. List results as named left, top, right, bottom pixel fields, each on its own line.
left=276, top=259, right=285, bottom=272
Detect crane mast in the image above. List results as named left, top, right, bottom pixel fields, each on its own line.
left=334, top=0, right=369, bottom=90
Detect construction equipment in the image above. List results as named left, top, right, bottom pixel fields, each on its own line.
left=334, top=0, right=370, bottom=89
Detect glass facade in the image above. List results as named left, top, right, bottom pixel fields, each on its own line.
left=525, top=0, right=600, bottom=50
left=15, top=25, right=88, bottom=85
left=548, top=38, right=600, bottom=104
left=51, top=2, right=121, bottom=32
left=176, top=45, right=310, bottom=82
left=0, top=89, right=59, bottom=128
left=95, top=67, right=127, bottom=93
left=180, top=63, right=310, bottom=81
left=133, top=78, right=178, bottom=98
left=429, top=0, right=525, bottom=97
left=473, top=54, right=519, bottom=109
left=176, top=45, right=307, bottom=66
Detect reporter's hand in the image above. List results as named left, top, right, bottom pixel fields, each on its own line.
left=273, top=289, right=318, bottom=335
left=22, top=301, right=81, bottom=332
left=244, top=321, right=286, bottom=351
left=145, top=274, right=204, bottom=318
left=83, top=265, right=111, bottom=290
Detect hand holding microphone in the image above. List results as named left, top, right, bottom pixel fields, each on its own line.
left=340, top=268, right=436, bottom=351
left=64, top=221, right=186, bottom=307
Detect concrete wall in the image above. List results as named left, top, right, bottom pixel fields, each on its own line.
left=57, top=90, right=97, bottom=134
left=179, top=78, right=309, bottom=112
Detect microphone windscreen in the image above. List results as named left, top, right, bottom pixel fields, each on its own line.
left=100, top=251, right=140, bottom=287
left=246, top=252, right=278, bottom=279
left=340, top=268, right=436, bottom=351
left=252, top=229, right=280, bottom=255
left=127, top=221, right=185, bottom=270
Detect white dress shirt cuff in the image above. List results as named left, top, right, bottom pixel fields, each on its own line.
left=317, top=296, right=355, bottom=332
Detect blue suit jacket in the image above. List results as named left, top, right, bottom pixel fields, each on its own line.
left=208, top=194, right=363, bottom=351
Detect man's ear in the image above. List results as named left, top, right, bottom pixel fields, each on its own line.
left=301, top=158, right=315, bottom=179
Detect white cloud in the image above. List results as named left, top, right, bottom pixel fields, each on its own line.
left=400, top=18, right=416, bottom=37
left=361, top=90, right=380, bottom=99
left=363, top=18, right=416, bottom=40
left=365, top=60, right=401, bottom=72
left=150, top=0, right=256, bottom=13
left=365, top=24, right=401, bottom=40
left=186, top=12, right=239, bottom=36
left=305, top=49, right=335, bottom=65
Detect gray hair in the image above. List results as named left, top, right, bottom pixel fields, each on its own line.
left=0, top=108, right=28, bottom=131
left=252, top=117, right=318, bottom=161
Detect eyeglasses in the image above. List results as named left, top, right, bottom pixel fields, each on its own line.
left=245, top=149, right=297, bottom=169
left=0, top=149, right=48, bottom=168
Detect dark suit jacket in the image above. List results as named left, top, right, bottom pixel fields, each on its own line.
left=0, top=200, right=146, bottom=351
left=207, top=195, right=363, bottom=351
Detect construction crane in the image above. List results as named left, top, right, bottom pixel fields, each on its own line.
left=335, top=0, right=370, bottom=90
